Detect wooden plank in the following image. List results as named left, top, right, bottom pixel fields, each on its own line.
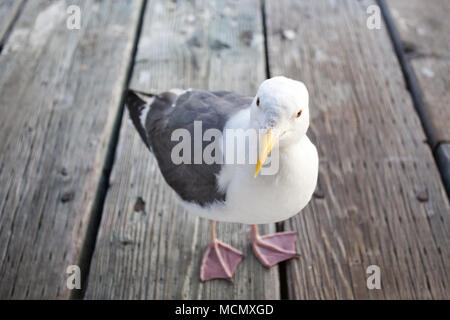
left=0, top=0, right=25, bottom=48
left=85, top=0, right=280, bottom=299
left=266, top=0, right=450, bottom=299
left=386, top=0, right=450, bottom=143
left=0, top=0, right=144, bottom=299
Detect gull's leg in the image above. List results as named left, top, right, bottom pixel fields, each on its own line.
left=250, top=224, right=300, bottom=267
left=200, top=220, right=244, bottom=281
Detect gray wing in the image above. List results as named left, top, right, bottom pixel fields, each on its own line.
left=125, top=89, right=252, bottom=206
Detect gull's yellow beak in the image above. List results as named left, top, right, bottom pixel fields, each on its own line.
left=254, top=128, right=282, bottom=177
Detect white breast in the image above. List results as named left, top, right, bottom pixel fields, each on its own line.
left=179, top=108, right=319, bottom=225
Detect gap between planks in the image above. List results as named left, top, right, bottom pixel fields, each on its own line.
left=377, top=0, right=450, bottom=198
left=71, top=0, right=149, bottom=300
left=0, top=0, right=28, bottom=54
left=265, top=0, right=449, bottom=299
left=261, top=0, right=290, bottom=300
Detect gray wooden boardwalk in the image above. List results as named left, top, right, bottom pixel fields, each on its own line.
left=0, top=0, right=448, bottom=299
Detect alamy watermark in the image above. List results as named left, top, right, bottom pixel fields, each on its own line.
left=66, top=265, right=81, bottom=290
left=66, top=5, right=81, bottom=30
left=366, top=5, right=381, bottom=30
left=366, top=265, right=381, bottom=290
left=170, top=121, right=280, bottom=176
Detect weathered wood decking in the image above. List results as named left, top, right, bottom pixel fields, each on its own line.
left=0, top=0, right=25, bottom=49
left=85, top=0, right=280, bottom=299
left=0, top=0, right=448, bottom=299
left=0, top=0, right=144, bottom=298
left=267, top=0, right=449, bottom=299
left=384, top=0, right=450, bottom=198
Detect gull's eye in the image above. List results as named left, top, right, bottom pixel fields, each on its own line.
left=296, top=109, right=302, bottom=118
left=256, top=97, right=260, bottom=107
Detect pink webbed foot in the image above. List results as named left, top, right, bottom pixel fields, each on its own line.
left=200, top=238, right=244, bottom=282
left=250, top=226, right=300, bottom=267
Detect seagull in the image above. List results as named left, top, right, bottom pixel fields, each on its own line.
left=125, top=76, right=318, bottom=281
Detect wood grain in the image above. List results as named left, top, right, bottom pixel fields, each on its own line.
left=85, top=0, right=280, bottom=299
left=0, top=0, right=25, bottom=48
left=265, top=0, right=449, bottom=299
left=386, top=0, right=450, bottom=143
left=0, top=0, right=143, bottom=299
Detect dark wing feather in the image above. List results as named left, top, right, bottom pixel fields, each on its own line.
left=125, top=90, right=153, bottom=149
left=125, top=89, right=251, bottom=206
